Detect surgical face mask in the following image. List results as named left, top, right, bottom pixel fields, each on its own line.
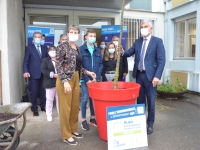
left=141, top=28, right=149, bottom=37
left=48, top=51, right=56, bottom=58
left=100, top=44, right=106, bottom=49
left=108, top=49, right=115, bottom=54
left=40, top=40, right=45, bottom=45
left=34, top=38, right=41, bottom=45
left=113, top=41, right=118, bottom=46
left=62, top=40, right=67, bottom=43
left=88, top=37, right=96, bottom=44
left=68, top=34, right=79, bottom=42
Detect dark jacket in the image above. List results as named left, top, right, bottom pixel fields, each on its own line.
left=23, top=44, right=48, bottom=79
left=79, top=43, right=103, bottom=82
left=41, top=56, right=56, bottom=88
left=123, top=36, right=165, bottom=81
left=102, top=56, right=128, bottom=81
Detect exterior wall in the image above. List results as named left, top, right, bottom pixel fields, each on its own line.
left=172, top=0, right=189, bottom=8
left=164, top=0, right=200, bottom=92
left=0, top=0, right=24, bottom=104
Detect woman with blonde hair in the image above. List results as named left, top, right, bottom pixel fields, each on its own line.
left=56, top=25, right=96, bottom=146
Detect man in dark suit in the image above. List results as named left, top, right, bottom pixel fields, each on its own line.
left=23, top=31, right=48, bottom=116
left=121, top=19, right=166, bottom=134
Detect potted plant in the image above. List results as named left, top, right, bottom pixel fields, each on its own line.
left=87, top=0, right=141, bottom=141
left=157, top=76, right=187, bottom=98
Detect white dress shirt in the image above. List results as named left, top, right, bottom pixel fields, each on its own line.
left=141, top=35, right=152, bottom=70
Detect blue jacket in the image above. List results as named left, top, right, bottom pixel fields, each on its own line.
left=79, top=43, right=103, bottom=82
left=123, top=36, right=165, bottom=81
left=23, top=44, right=48, bottom=79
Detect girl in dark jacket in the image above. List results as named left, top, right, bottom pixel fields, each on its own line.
left=102, top=42, right=128, bottom=81
left=41, top=46, right=59, bottom=122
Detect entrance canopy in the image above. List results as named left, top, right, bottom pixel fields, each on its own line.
left=23, top=0, right=132, bottom=12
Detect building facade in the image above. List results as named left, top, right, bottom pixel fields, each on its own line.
left=164, top=0, right=200, bottom=92
left=0, top=0, right=166, bottom=104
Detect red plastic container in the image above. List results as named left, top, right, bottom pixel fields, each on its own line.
left=87, top=82, right=140, bottom=141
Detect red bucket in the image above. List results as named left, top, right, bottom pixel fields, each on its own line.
left=88, top=82, right=140, bottom=141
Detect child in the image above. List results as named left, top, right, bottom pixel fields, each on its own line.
left=79, top=28, right=103, bottom=131
left=102, top=42, right=128, bottom=81
left=41, top=46, right=59, bottom=121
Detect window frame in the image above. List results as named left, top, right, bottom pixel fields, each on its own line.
left=173, top=13, right=196, bottom=60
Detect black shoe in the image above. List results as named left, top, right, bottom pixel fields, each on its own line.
left=41, top=107, right=46, bottom=112
left=147, top=124, right=153, bottom=134
left=33, top=110, right=39, bottom=116
left=81, top=120, right=89, bottom=131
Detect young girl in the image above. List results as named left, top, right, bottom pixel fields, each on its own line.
left=41, top=46, right=59, bottom=122
left=102, top=42, right=128, bottom=81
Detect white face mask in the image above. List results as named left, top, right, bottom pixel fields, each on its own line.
left=141, top=28, right=149, bottom=37
left=113, top=41, right=118, bottom=46
left=68, top=34, right=79, bottom=42
left=108, top=49, right=115, bottom=54
left=49, top=51, right=56, bottom=58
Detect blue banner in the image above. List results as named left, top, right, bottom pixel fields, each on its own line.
left=27, top=26, right=55, bottom=47
left=107, top=104, right=145, bottom=121
left=101, top=25, right=128, bottom=50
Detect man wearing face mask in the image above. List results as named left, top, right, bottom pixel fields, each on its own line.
left=79, top=28, right=103, bottom=131
left=112, top=36, right=128, bottom=81
left=23, top=31, right=48, bottom=116
left=58, top=34, right=68, bottom=45
left=121, top=19, right=166, bottom=134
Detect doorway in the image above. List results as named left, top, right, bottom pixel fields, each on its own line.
left=29, top=15, right=68, bottom=47
left=78, top=18, right=113, bottom=47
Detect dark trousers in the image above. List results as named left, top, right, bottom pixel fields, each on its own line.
left=30, top=77, right=46, bottom=111
left=136, top=72, right=157, bottom=125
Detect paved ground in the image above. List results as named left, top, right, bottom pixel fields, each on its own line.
left=15, top=93, right=200, bottom=150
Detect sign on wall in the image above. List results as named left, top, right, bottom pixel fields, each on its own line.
left=27, top=26, right=55, bottom=46
left=107, top=104, right=148, bottom=150
left=101, top=25, right=128, bottom=50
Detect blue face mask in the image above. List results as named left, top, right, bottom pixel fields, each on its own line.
left=88, top=37, right=96, bottom=44
left=100, top=44, right=106, bottom=49
left=34, top=38, right=41, bottom=45
left=108, top=49, right=115, bottom=54
left=40, top=40, right=45, bottom=45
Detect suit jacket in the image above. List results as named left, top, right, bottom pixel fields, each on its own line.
left=23, top=44, right=48, bottom=79
left=123, top=36, right=165, bottom=81
left=41, top=56, right=56, bottom=88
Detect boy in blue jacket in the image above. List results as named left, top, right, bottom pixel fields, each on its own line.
left=79, top=29, right=103, bottom=131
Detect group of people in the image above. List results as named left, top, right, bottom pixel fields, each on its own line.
left=22, top=19, right=165, bottom=146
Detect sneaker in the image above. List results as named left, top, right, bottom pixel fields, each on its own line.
left=72, top=133, right=83, bottom=138
left=47, top=116, right=52, bottom=122
left=81, top=120, right=89, bottom=130
left=63, top=139, right=77, bottom=146
left=90, top=118, right=97, bottom=127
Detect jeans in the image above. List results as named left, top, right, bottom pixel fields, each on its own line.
left=81, top=82, right=95, bottom=119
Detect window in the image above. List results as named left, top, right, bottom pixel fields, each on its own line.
left=174, top=16, right=196, bottom=59
left=123, top=17, right=154, bottom=49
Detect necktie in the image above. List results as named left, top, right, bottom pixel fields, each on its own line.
left=37, top=45, right=41, bottom=58
left=138, top=39, right=147, bottom=71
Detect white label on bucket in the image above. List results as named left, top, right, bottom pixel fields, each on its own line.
left=107, top=104, right=148, bottom=150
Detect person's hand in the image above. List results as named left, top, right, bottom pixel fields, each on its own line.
left=152, top=77, right=159, bottom=87
left=53, top=74, right=58, bottom=78
left=86, top=71, right=96, bottom=79
left=64, top=82, right=71, bottom=94
left=86, top=80, right=92, bottom=84
left=123, top=73, right=127, bottom=76
left=23, top=72, right=30, bottom=78
left=92, top=78, right=97, bottom=83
